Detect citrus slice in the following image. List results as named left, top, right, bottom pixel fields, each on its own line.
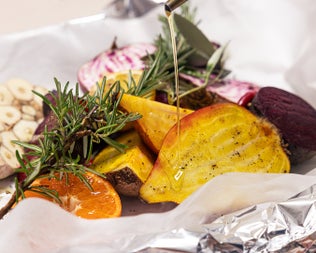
left=23, top=172, right=122, bottom=219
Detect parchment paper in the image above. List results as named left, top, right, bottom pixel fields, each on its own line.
left=0, top=0, right=315, bottom=252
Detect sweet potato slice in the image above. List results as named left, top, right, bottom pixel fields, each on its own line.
left=92, top=130, right=154, bottom=197
left=119, top=93, right=194, bottom=153
left=140, top=103, right=290, bottom=204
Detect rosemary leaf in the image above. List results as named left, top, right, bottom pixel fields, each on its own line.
left=12, top=77, right=142, bottom=206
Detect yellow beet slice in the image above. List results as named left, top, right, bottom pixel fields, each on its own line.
left=139, top=103, right=290, bottom=204
left=119, top=93, right=194, bottom=153
left=89, top=70, right=155, bottom=99
left=92, top=130, right=154, bottom=197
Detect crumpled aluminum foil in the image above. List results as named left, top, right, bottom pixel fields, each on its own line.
left=130, top=184, right=316, bottom=253
left=197, top=184, right=316, bottom=253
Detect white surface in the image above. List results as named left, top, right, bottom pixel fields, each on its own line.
left=1, top=172, right=316, bottom=253
left=0, top=0, right=112, bottom=35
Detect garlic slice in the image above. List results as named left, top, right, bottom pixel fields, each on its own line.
left=0, top=79, right=47, bottom=179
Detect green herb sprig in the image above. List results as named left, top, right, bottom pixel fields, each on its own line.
left=131, top=3, right=228, bottom=104
left=0, top=3, right=228, bottom=219
left=0, top=78, right=140, bottom=218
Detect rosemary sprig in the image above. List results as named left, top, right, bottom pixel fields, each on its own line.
left=127, top=37, right=193, bottom=98
left=178, top=44, right=227, bottom=100
left=128, top=3, right=227, bottom=104
left=0, top=4, right=228, bottom=219
left=117, top=4, right=197, bottom=100
left=0, top=77, right=141, bottom=217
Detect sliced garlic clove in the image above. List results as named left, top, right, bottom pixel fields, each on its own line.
left=0, top=155, right=15, bottom=179
left=0, top=79, right=46, bottom=178
left=0, top=146, right=19, bottom=168
left=0, top=106, right=21, bottom=126
left=0, top=167, right=15, bottom=179
left=0, top=86, right=14, bottom=105
left=0, top=131, right=23, bottom=154
left=33, top=86, right=48, bottom=106
left=22, top=114, right=35, bottom=121
left=0, top=122, right=6, bottom=132
left=6, top=78, right=34, bottom=101
left=13, top=120, right=38, bottom=142
left=22, top=105, right=37, bottom=116
left=0, top=156, right=15, bottom=179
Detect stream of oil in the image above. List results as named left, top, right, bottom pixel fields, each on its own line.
left=166, top=11, right=184, bottom=188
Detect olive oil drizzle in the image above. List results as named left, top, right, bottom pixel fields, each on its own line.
left=166, top=10, right=183, bottom=186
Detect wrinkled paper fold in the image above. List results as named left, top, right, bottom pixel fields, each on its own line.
left=1, top=172, right=316, bottom=253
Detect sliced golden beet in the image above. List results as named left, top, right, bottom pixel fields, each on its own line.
left=119, top=93, right=194, bottom=153
left=90, top=70, right=156, bottom=100
left=139, top=103, right=290, bottom=204
left=92, top=130, right=154, bottom=196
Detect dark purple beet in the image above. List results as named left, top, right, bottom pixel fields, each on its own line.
left=251, top=86, right=316, bottom=164
left=43, top=90, right=57, bottom=117
left=155, top=90, right=169, bottom=104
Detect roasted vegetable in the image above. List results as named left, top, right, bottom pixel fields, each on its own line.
left=250, top=86, right=316, bottom=164
left=140, top=103, right=290, bottom=204
left=119, top=93, right=194, bottom=154
left=92, top=130, right=154, bottom=197
left=77, top=41, right=156, bottom=92
left=180, top=73, right=260, bottom=105
left=89, top=70, right=156, bottom=101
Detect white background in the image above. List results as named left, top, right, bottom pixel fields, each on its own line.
left=0, top=0, right=112, bottom=35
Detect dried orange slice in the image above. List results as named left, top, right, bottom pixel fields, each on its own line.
left=23, top=172, right=122, bottom=219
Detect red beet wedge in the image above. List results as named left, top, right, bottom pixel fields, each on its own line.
left=250, top=86, right=316, bottom=164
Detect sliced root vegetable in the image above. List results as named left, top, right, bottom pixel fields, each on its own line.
left=89, top=70, right=156, bottom=100
left=92, top=130, right=154, bottom=197
left=180, top=73, right=260, bottom=105
left=140, top=103, right=290, bottom=204
left=207, top=79, right=259, bottom=104
left=119, top=93, right=193, bottom=154
left=178, top=88, right=218, bottom=110
left=77, top=42, right=156, bottom=93
left=250, top=86, right=316, bottom=164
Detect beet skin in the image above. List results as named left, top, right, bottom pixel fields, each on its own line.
left=251, top=86, right=316, bottom=164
